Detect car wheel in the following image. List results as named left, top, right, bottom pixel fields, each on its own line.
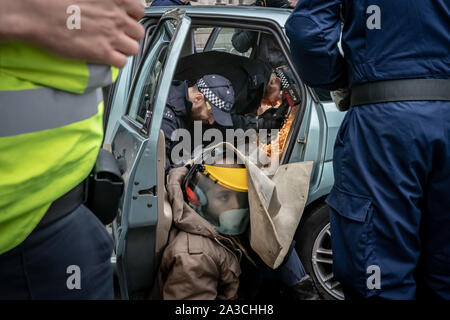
left=294, top=202, right=344, bottom=300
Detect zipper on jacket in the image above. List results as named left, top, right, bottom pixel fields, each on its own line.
left=214, top=237, right=241, bottom=264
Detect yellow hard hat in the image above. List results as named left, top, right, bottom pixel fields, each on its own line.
left=203, top=165, right=248, bottom=193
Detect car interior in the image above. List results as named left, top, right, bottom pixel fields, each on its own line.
left=113, top=19, right=309, bottom=300
left=174, top=25, right=306, bottom=171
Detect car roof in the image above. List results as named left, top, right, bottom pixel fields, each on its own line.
left=145, top=5, right=292, bottom=27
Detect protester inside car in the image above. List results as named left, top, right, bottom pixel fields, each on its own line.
left=152, top=148, right=319, bottom=300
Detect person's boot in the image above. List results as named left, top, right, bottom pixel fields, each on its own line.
left=289, top=275, right=321, bottom=300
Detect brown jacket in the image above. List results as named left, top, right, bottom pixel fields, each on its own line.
left=152, top=167, right=242, bottom=300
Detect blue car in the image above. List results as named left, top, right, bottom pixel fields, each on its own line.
left=104, top=6, right=346, bottom=300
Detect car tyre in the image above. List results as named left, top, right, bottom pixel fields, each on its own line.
left=294, top=202, right=344, bottom=300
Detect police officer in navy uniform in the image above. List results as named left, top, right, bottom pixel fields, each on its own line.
left=162, top=74, right=235, bottom=175
left=286, top=1, right=450, bottom=299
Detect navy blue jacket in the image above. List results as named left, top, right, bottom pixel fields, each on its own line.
left=161, top=81, right=192, bottom=175
left=285, top=0, right=450, bottom=90
left=151, top=0, right=190, bottom=6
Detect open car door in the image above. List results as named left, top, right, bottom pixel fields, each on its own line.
left=108, top=8, right=191, bottom=299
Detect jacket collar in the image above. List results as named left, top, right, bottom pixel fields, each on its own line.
left=166, top=80, right=192, bottom=117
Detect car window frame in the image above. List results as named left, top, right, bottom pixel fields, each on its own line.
left=203, top=26, right=221, bottom=51
left=121, top=15, right=184, bottom=137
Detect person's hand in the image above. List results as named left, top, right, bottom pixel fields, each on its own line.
left=330, top=88, right=351, bottom=111
left=257, top=101, right=289, bottom=130
left=1, top=0, right=145, bottom=68
left=273, top=100, right=289, bottom=120
left=288, top=0, right=298, bottom=8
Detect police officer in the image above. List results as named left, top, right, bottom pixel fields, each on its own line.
left=230, top=70, right=291, bottom=132
left=174, top=51, right=290, bottom=132
left=0, top=0, right=145, bottom=299
left=162, top=74, right=235, bottom=174
left=286, top=1, right=450, bottom=299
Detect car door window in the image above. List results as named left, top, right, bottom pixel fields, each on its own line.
left=196, top=27, right=252, bottom=57
left=133, top=23, right=158, bottom=79
left=193, top=27, right=213, bottom=52
left=104, top=56, right=134, bottom=145
left=127, top=21, right=174, bottom=127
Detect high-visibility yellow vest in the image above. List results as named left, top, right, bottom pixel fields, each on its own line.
left=0, top=42, right=119, bottom=254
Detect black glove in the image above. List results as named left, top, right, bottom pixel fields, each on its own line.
left=257, top=101, right=289, bottom=130
left=255, top=0, right=290, bottom=8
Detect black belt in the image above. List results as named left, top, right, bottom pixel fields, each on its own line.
left=35, top=182, right=86, bottom=231
left=350, top=79, right=450, bottom=107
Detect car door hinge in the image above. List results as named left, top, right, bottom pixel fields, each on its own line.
left=141, top=111, right=153, bottom=135
left=298, top=136, right=307, bottom=144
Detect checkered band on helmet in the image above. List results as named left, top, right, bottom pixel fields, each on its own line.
left=196, top=78, right=230, bottom=112
left=275, top=69, right=290, bottom=89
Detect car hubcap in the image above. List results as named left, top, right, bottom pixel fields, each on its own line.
left=312, top=223, right=344, bottom=300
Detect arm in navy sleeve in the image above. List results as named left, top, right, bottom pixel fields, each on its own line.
left=161, top=117, right=178, bottom=176
left=231, top=113, right=258, bottom=131
left=285, top=0, right=347, bottom=90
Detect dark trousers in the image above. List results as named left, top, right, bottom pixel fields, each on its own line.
left=0, top=204, right=114, bottom=299
left=326, top=100, right=450, bottom=299
left=262, top=241, right=307, bottom=287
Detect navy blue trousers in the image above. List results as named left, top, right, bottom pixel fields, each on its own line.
left=0, top=204, right=114, bottom=299
left=262, top=241, right=307, bottom=287
left=326, top=100, right=450, bottom=299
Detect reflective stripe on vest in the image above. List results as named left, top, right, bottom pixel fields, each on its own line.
left=0, top=88, right=102, bottom=137
left=0, top=94, right=104, bottom=255
left=0, top=42, right=117, bottom=255
left=86, top=64, right=116, bottom=93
